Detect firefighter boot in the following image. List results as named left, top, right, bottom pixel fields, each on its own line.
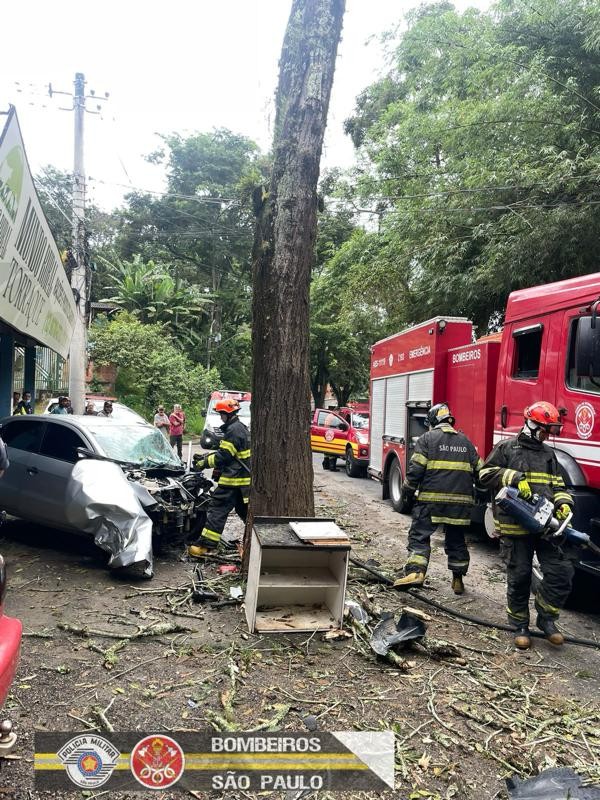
left=536, top=615, right=564, bottom=646
left=451, top=573, right=465, bottom=595
left=393, top=571, right=425, bottom=590
left=188, top=544, right=211, bottom=559
left=513, top=626, right=532, bottom=650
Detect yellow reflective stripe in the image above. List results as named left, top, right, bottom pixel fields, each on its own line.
left=501, top=469, right=518, bottom=487
left=218, top=476, right=251, bottom=486
left=527, top=471, right=556, bottom=480
left=475, top=458, right=483, bottom=471
left=431, top=516, right=471, bottom=526
left=535, top=592, right=559, bottom=615
left=237, top=449, right=251, bottom=459
left=507, top=606, right=529, bottom=620
left=407, top=553, right=429, bottom=566
left=207, top=453, right=217, bottom=468
left=498, top=522, right=528, bottom=535
left=219, top=440, right=236, bottom=455
left=553, top=492, right=573, bottom=504
left=426, top=460, right=473, bottom=471
left=243, top=497, right=249, bottom=504
left=419, top=491, right=473, bottom=504
left=202, top=528, right=221, bottom=542
left=552, top=477, right=565, bottom=487
left=411, top=452, right=428, bottom=466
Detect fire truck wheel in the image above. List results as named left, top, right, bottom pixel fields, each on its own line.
left=345, top=447, right=363, bottom=478
left=388, top=458, right=407, bottom=512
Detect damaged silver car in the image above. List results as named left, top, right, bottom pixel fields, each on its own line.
left=0, top=415, right=212, bottom=578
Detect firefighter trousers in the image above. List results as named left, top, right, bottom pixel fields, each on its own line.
left=199, top=485, right=248, bottom=550
left=500, top=535, right=575, bottom=626
left=405, top=504, right=470, bottom=576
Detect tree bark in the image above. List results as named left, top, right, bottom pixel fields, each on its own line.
left=248, top=0, right=345, bottom=528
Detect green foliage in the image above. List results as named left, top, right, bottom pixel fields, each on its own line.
left=100, top=254, right=211, bottom=347
left=344, top=0, right=600, bottom=333
left=89, top=312, right=220, bottom=418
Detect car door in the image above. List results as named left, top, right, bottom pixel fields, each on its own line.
left=33, top=422, right=91, bottom=528
left=0, top=418, right=47, bottom=518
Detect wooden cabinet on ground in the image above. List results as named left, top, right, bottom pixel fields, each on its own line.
left=245, top=517, right=350, bottom=633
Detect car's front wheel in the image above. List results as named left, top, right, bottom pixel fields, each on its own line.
left=345, top=447, right=363, bottom=478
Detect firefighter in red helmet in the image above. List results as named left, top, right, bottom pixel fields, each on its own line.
left=479, top=401, right=574, bottom=650
left=188, top=397, right=251, bottom=557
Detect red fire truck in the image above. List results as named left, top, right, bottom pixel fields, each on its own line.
left=369, top=272, right=600, bottom=582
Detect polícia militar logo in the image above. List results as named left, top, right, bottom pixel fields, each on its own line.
left=57, top=734, right=120, bottom=788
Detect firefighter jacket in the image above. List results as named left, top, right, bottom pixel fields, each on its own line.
left=404, top=423, right=482, bottom=526
left=479, top=432, right=573, bottom=536
left=204, top=416, right=251, bottom=498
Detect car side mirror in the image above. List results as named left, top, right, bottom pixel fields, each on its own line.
left=76, top=446, right=97, bottom=460
left=339, top=422, right=349, bottom=431
left=575, top=315, right=600, bottom=379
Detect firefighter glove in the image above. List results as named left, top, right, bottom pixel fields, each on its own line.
left=193, top=455, right=207, bottom=471
left=555, top=503, right=571, bottom=521
left=517, top=478, right=532, bottom=500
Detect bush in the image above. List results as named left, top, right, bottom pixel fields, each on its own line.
left=90, top=312, right=221, bottom=422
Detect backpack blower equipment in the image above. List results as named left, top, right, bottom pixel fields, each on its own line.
left=495, top=486, right=600, bottom=556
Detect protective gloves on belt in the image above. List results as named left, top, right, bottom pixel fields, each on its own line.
left=517, top=478, right=532, bottom=500
left=555, top=503, right=571, bottom=521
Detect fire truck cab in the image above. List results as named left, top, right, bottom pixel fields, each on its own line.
left=369, top=273, right=600, bottom=582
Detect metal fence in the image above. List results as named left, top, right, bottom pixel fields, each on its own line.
left=13, top=346, right=69, bottom=399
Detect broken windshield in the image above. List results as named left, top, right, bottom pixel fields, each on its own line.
left=89, top=425, right=181, bottom=468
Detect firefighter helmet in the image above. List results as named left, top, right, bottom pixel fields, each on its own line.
left=524, top=401, right=562, bottom=435
left=425, top=403, right=455, bottom=428
left=215, top=397, right=241, bottom=415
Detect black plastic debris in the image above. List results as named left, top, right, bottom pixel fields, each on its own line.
left=369, top=611, right=427, bottom=656
left=303, top=714, right=318, bottom=731
left=507, top=768, right=600, bottom=799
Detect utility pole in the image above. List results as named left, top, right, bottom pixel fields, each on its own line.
left=69, top=72, right=86, bottom=414
left=48, top=73, right=108, bottom=414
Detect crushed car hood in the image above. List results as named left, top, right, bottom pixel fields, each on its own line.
left=65, top=460, right=154, bottom=577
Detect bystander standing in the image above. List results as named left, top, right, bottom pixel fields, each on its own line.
left=154, top=406, right=171, bottom=438
left=169, top=403, right=186, bottom=459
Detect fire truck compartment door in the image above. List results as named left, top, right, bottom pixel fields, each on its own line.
left=408, top=370, right=433, bottom=401
left=370, top=378, right=385, bottom=473
left=385, top=376, right=408, bottom=440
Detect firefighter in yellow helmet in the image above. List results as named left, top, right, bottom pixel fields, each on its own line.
left=394, top=403, right=482, bottom=594
left=188, top=398, right=251, bottom=557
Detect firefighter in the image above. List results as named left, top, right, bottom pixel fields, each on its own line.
left=394, top=403, right=482, bottom=594
left=479, top=402, right=574, bottom=650
left=188, top=398, right=251, bottom=557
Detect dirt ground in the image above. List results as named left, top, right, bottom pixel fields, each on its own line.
left=1, top=461, right=600, bottom=800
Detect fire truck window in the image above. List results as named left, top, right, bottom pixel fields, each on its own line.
left=317, top=411, right=330, bottom=426
left=513, top=328, right=542, bottom=379
left=567, top=318, right=600, bottom=394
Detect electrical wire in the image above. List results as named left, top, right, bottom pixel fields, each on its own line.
left=349, top=556, right=600, bottom=650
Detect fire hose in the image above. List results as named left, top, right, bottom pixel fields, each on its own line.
left=349, top=556, right=600, bottom=650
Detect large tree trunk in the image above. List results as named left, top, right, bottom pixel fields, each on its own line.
left=248, top=0, right=345, bottom=528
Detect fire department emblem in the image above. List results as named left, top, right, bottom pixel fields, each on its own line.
left=324, top=429, right=335, bottom=442
left=130, top=735, right=185, bottom=790
left=388, top=353, right=394, bottom=367
left=575, top=402, right=595, bottom=440
left=57, top=734, right=120, bottom=788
